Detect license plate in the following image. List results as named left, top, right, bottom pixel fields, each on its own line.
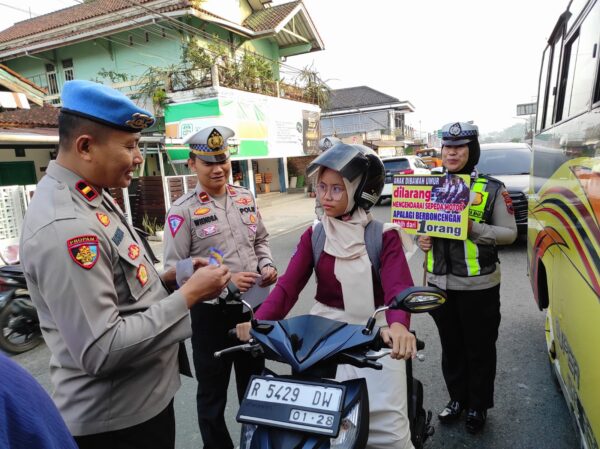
left=245, top=377, right=343, bottom=411
left=237, top=376, right=346, bottom=436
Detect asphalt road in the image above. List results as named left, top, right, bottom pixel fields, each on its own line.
left=12, top=203, right=578, bottom=449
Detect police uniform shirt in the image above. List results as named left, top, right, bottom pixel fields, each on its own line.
left=19, top=161, right=192, bottom=436
left=163, top=183, right=273, bottom=287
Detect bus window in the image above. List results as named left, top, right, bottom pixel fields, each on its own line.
left=567, top=5, right=600, bottom=116
left=536, top=47, right=551, bottom=132
left=544, top=34, right=564, bottom=127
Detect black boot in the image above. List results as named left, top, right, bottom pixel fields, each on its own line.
left=465, top=409, right=487, bottom=434
left=438, top=400, right=464, bottom=423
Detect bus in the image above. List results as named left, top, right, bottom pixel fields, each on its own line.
left=528, top=1, right=600, bottom=448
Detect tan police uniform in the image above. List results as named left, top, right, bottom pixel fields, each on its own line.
left=163, top=183, right=273, bottom=281
left=19, top=161, right=191, bottom=436
left=163, top=181, right=271, bottom=448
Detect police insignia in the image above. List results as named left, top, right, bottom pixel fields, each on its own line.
left=235, top=197, right=253, bottom=206
left=125, top=113, right=154, bottom=130
left=112, top=228, right=124, bottom=246
left=449, top=122, right=462, bottom=136
left=502, top=191, right=514, bottom=215
left=194, top=207, right=211, bottom=216
left=226, top=185, right=237, bottom=196
left=207, top=128, right=224, bottom=149
left=249, top=214, right=257, bottom=224
left=136, top=264, right=148, bottom=286
left=200, top=224, right=218, bottom=238
left=472, top=192, right=484, bottom=206
left=75, top=180, right=99, bottom=201
left=168, top=215, right=184, bottom=237
left=67, top=235, right=100, bottom=270
left=248, top=224, right=257, bottom=234
left=199, top=192, right=210, bottom=203
left=128, top=244, right=140, bottom=260
left=96, top=212, right=110, bottom=227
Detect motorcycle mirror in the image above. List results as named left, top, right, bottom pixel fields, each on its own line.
left=390, top=286, right=446, bottom=313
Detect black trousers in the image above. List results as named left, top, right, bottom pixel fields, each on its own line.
left=429, top=285, right=501, bottom=410
left=74, top=399, right=175, bottom=449
left=191, top=303, right=265, bottom=449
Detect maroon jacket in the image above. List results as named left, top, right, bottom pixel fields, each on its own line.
left=256, top=226, right=413, bottom=327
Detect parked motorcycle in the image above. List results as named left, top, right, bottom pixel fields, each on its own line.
left=216, top=285, right=446, bottom=449
left=0, top=263, right=42, bottom=354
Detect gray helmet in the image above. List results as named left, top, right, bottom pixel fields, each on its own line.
left=307, top=143, right=384, bottom=211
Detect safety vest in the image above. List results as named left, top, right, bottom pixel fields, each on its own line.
left=426, top=176, right=501, bottom=277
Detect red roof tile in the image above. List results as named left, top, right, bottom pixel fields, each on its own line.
left=0, top=104, right=59, bottom=128
left=0, top=0, right=190, bottom=44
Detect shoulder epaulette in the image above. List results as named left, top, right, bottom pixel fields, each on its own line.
left=172, top=190, right=196, bottom=207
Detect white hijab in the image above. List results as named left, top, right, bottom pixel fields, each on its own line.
left=319, top=169, right=377, bottom=323
left=318, top=168, right=415, bottom=324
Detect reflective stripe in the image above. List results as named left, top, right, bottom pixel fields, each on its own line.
left=464, top=239, right=480, bottom=276
left=427, top=250, right=434, bottom=272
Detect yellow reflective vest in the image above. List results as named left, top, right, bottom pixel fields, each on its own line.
left=426, top=176, right=502, bottom=277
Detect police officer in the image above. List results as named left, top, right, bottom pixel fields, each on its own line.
left=417, top=122, right=517, bottom=434
left=19, top=80, right=231, bottom=449
left=163, top=126, right=277, bottom=449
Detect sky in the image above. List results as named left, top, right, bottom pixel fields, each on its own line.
left=0, top=0, right=569, bottom=135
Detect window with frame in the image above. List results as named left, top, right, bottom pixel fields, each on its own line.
left=45, top=63, right=59, bottom=95
left=544, top=34, right=564, bottom=127
left=62, top=59, right=74, bottom=82
left=536, top=47, right=550, bottom=131
left=567, top=3, right=600, bottom=116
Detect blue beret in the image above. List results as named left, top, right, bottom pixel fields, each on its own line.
left=61, top=80, right=155, bottom=132
left=441, top=121, right=479, bottom=146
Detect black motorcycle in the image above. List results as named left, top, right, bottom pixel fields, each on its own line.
left=0, top=263, right=42, bottom=354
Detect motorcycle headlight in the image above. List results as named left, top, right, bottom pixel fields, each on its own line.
left=330, top=400, right=361, bottom=449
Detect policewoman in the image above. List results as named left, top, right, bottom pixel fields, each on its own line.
left=19, top=80, right=230, bottom=449
left=163, top=126, right=277, bottom=449
left=417, top=122, right=517, bottom=434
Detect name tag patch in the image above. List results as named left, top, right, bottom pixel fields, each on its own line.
left=193, top=215, right=218, bottom=227
left=67, top=235, right=100, bottom=270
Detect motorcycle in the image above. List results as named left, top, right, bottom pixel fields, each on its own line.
left=0, top=262, right=42, bottom=354
left=216, top=285, right=446, bottom=449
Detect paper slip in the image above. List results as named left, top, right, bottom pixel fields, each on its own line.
left=241, top=282, right=271, bottom=311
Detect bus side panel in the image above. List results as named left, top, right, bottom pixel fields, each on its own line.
left=530, top=117, right=600, bottom=448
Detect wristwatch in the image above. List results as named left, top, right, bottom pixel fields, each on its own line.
left=264, top=263, right=277, bottom=272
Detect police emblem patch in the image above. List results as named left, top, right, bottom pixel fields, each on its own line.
left=200, top=224, right=218, bottom=238
left=128, top=244, right=140, bottom=260
left=96, top=212, right=110, bottom=227
left=125, top=113, right=154, bottom=130
left=199, top=192, right=210, bottom=203
left=249, top=214, right=257, bottom=224
left=235, top=197, right=253, bottom=206
left=227, top=185, right=237, bottom=196
left=194, top=207, right=211, bottom=216
left=502, top=191, right=514, bottom=215
left=207, top=128, right=224, bottom=149
left=449, top=122, right=462, bottom=136
left=136, top=264, right=148, bottom=286
left=67, top=235, right=100, bottom=270
left=168, top=215, right=184, bottom=237
left=75, top=180, right=99, bottom=201
left=248, top=224, right=257, bottom=234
